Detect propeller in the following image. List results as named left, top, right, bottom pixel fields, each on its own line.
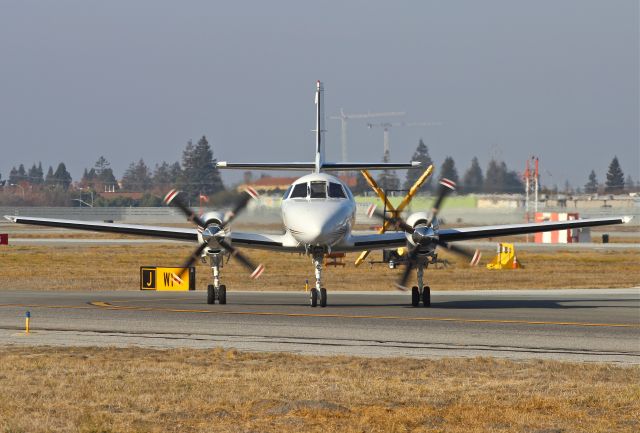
left=164, top=188, right=265, bottom=279
left=368, top=178, right=481, bottom=291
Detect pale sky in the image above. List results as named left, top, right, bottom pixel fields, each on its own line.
left=1, top=0, right=638, bottom=189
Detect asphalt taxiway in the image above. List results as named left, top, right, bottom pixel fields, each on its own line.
left=1, top=289, right=638, bottom=363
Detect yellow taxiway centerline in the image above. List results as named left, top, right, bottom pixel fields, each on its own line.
left=1, top=301, right=637, bottom=329
left=88, top=301, right=639, bottom=329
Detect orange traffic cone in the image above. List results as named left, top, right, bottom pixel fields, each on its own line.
left=512, top=255, right=518, bottom=269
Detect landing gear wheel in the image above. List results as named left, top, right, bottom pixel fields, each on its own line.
left=310, top=288, right=318, bottom=307
left=411, top=286, right=420, bottom=307
left=218, top=284, right=227, bottom=305
left=320, top=288, right=327, bottom=307
left=422, top=286, right=431, bottom=307
left=207, top=284, right=215, bottom=305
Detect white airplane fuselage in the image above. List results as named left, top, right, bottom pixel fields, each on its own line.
left=281, top=172, right=356, bottom=248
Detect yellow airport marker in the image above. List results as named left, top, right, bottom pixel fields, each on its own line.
left=304, top=279, right=309, bottom=292
left=355, top=165, right=434, bottom=266
left=25, top=311, right=30, bottom=334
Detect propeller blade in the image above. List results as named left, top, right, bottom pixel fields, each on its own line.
left=394, top=247, right=421, bottom=291
left=177, top=242, right=209, bottom=278
left=367, top=204, right=415, bottom=234
left=428, top=178, right=456, bottom=226
left=221, top=187, right=260, bottom=229
left=164, top=189, right=206, bottom=228
left=437, top=240, right=482, bottom=266
left=218, top=239, right=265, bottom=279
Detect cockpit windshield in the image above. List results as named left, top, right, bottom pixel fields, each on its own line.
left=290, top=183, right=307, bottom=198
left=328, top=182, right=346, bottom=198
left=286, top=180, right=347, bottom=199
left=309, top=181, right=326, bottom=198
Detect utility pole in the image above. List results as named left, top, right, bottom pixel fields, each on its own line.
left=524, top=156, right=539, bottom=241
left=330, top=109, right=405, bottom=162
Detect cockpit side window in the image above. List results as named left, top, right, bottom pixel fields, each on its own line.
left=290, top=183, right=308, bottom=198
left=283, top=185, right=293, bottom=200
left=328, top=182, right=346, bottom=198
left=309, top=181, right=327, bottom=198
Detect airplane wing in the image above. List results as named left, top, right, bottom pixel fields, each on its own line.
left=4, top=215, right=298, bottom=251
left=336, top=216, right=631, bottom=252
left=337, top=232, right=407, bottom=252
left=438, top=216, right=631, bottom=242
left=226, top=231, right=294, bottom=252
left=4, top=216, right=198, bottom=241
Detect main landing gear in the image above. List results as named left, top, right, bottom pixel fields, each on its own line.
left=206, top=251, right=227, bottom=305
left=411, top=259, right=431, bottom=307
left=309, top=252, right=327, bottom=307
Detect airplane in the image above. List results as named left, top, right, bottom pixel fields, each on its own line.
left=4, top=81, right=632, bottom=308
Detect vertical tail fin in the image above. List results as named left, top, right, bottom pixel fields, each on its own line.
left=314, top=80, right=325, bottom=173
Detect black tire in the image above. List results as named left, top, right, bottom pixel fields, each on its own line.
left=411, top=286, right=420, bottom=307
left=310, top=288, right=318, bottom=307
left=207, top=284, right=215, bottom=305
left=320, top=288, right=327, bottom=307
left=218, top=284, right=227, bottom=305
left=422, top=286, right=431, bottom=307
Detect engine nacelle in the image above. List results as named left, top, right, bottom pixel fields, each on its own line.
left=197, top=211, right=225, bottom=250
left=406, top=211, right=430, bottom=229
left=201, top=211, right=225, bottom=227
left=405, top=211, right=438, bottom=252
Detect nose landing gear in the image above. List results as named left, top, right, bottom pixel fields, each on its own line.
left=309, top=252, right=328, bottom=307
left=206, top=252, right=227, bottom=305
left=414, top=260, right=431, bottom=307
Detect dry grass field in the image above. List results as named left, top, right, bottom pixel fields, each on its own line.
left=0, top=347, right=638, bottom=433
left=0, top=243, right=638, bottom=291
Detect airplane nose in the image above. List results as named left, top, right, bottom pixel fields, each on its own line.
left=289, top=212, right=337, bottom=244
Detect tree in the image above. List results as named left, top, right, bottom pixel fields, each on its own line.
left=53, top=163, right=72, bottom=190
left=483, top=159, right=523, bottom=193
left=17, top=164, right=27, bottom=183
left=94, top=156, right=110, bottom=177
left=462, top=157, right=484, bottom=193
left=180, top=136, right=224, bottom=198
left=93, top=156, right=118, bottom=191
left=625, top=175, right=635, bottom=191
left=121, top=159, right=152, bottom=191
left=605, top=156, right=624, bottom=193
left=170, top=162, right=183, bottom=185
left=403, top=139, right=433, bottom=192
left=45, top=166, right=55, bottom=186
left=8, top=166, right=19, bottom=185
left=502, top=162, right=524, bottom=193
left=483, top=159, right=502, bottom=193
left=81, top=168, right=97, bottom=189
left=439, top=156, right=459, bottom=186
left=153, top=161, right=181, bottom=192
left=37, top=162, right=44, bottom=184
left=28, top=163, right=44, bottom=185
left=584, top=170, right=598, bottom=194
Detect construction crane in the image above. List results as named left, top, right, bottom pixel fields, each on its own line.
left=366, top=121, right=442, bottom=158
left=330, top=109, right=405, bottom=162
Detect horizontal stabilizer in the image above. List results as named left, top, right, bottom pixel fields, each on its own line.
left=217, top=162, right=315, bottom=171
left=322, top=162, right=421, bottom=171
left=217, top=161, right=422, bottom=171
